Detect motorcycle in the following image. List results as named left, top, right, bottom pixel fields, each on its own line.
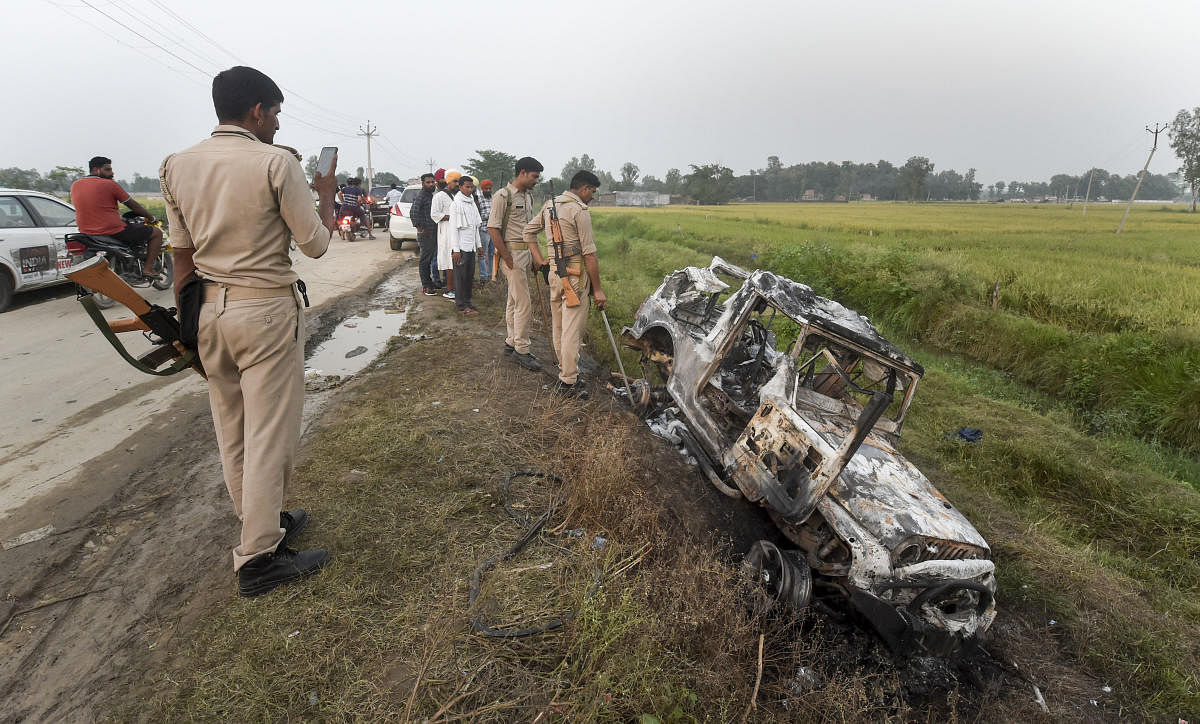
left=338, top=209, right=371, bottom=241
left=65, top=211, right=173, bottom=309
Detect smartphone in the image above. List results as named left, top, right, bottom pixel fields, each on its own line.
left=315, top=146, right=337, bottom=177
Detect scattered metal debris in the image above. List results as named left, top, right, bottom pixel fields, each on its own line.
left=622, top=256, right=997, bottom=654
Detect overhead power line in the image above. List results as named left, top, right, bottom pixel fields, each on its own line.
left=376, top=134, right=423, bottom=166
left=78, top=0, right=211, bottom=76
left=59, top=0, right=361, bottom=142
left=116, top=0, right=225, bottom=70
left=285, top=114, right=356, bottom=138
left=146, top=0, right=240, bottom=63
left=135, top=1, right=359, bottom=125
left=44, top=0, right=210, bottom=89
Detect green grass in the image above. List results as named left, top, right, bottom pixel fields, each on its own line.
left=586, top=202, right=1200, bottom=717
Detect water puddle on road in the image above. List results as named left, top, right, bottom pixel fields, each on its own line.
left=304, top=273, right=411, bottom=379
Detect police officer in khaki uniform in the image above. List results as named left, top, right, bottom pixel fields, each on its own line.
left=487, top=156, right=546, bottom=371
left=522, top=170, right=606, bottom=399
left=161, top=66, right=338, bottom=597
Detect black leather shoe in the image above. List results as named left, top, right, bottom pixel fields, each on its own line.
left=554, top=380, right=590, bottom=400
left=511, top=352, right=541, bottom=371
left=280, top=509, right=308, bottom=547
left=237, top=547, right=330, bottom=598
left=503, top=343, right=515, bottom=356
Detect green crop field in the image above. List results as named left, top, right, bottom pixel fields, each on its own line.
left=587, top=201, right=1200, bottom=717
left=633, top=201, right=1200, bottom=334
left=592, top=202, right=1200, bottom=452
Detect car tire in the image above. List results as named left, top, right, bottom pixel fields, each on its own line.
left=389, top=236, right=403, bottom=251
left=0, top=270, right=13, bottom=313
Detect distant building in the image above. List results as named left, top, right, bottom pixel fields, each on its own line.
left=615, top=191, right=670, bottom=207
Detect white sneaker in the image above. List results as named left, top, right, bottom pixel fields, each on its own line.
left=443, top=290, right=456, bottom=300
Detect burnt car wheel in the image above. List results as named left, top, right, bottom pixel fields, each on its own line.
left=744, top=540, right=812, bottom=613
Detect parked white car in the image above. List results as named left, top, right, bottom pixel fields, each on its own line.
left=387, top=184, right=421, bottom=250
left=0, top=188, right=80, bottom=312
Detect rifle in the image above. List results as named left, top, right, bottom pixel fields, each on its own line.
left=547, top=188, right=581, bottom=308
left=66, top=255, right=206, bottom=378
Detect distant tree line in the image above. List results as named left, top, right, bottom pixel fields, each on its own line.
left=5, top=151, right=1190, bottom=206
left=0, top=166, right=162, bottom=195
left=991, top=169, right=1179, bottom=202
left=454, top=150, right=1186, bottom=206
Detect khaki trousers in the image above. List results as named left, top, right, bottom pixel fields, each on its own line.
left=502, top=247, right=533, bottom=354
left=549, top=269, right=591, bottom=384
left=198, top=293, right=304, bottom=571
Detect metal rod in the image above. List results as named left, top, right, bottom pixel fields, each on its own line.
left=600, top=309, right=630, bottom=402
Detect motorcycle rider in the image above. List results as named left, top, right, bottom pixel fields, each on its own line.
left=70, top=156, right=165, bottom=278
left=336, top=177, right=373, bottom=239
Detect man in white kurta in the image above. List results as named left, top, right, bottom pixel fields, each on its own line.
left=431, top=170, right=460, bottom=299
left=449, top=176, right=482, bottom=314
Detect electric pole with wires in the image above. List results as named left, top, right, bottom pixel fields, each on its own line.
left=358, top=120, right=377, bottom=190
left=1116, top=123, right=1168, bottom=233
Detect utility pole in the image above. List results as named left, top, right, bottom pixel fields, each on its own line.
left=358, top=120, right=377, bottom=191
left=1082, top=167, right=1095, bottom=216
left=1117, top=123, right=1167, bottom=233
left=426, top=158, right=436, bottom=173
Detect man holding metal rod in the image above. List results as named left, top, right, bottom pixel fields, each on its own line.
left=522, top=170, right=606, bottom=400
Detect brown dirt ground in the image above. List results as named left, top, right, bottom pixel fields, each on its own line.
left=0, top=259, right=1121, bottom=721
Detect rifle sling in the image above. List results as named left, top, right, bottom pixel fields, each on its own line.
left=79, top=294, right=197, bottom=377
left=499, top=188, right=514, bottom=242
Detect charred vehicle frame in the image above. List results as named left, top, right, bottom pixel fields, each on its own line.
left=621, top=257, right=996, bottom=654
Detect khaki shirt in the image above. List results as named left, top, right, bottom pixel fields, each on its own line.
left=160, top=125, right=331, bottom=288
left=486, top=183, right=535, bottom=245
left=523, top=191, right=596, bottom=260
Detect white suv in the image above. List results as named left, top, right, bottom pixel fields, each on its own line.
left=387, top=184, right=421, bottom=250
left=0, top=188, right=79, bottom=312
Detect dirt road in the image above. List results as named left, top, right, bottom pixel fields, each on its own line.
left=0, top=234, right=414, bottom=721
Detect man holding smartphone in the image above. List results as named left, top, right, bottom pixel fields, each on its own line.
left=161, top=65, right=339, bottom=597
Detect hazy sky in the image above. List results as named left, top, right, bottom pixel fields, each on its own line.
left=7, top=0, right=1199, bottom=185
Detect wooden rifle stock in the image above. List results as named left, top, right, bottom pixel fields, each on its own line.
left=65, top=255, right=205, bottom=378
left=110, top=317, right=152, bottom=333
left=67, top=255, right=152, bottom=315
left=548, top=194, right=582, bottom=308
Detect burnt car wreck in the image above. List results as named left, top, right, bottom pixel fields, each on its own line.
left=621, top=257, right=996, bottom=655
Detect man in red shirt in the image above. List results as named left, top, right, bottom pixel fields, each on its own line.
left=70, top=156, right=164, bottom=278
